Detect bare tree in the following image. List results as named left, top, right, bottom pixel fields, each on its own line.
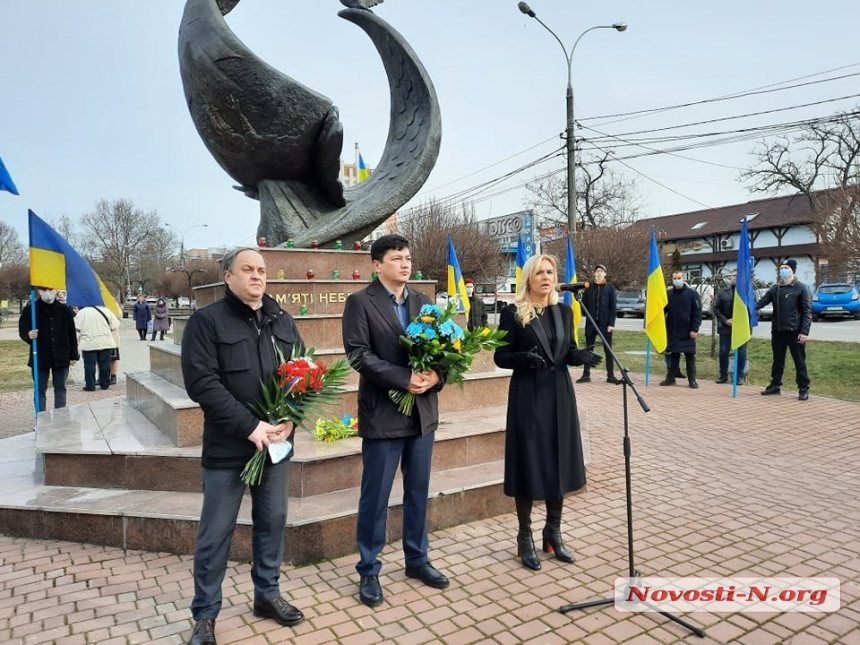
left=741, top=107, right=860, bottom=279
left=525, top=151, right=643, bottom=230
left=397, top=200, right=506, bottom=286
left=0, top=220, right=27, bottom=267
left=542, top=225, right=651, bottom=290
left=0, top=263, right=31, bottom=306
left=160, top=258, right=220, bottom=299
left=80, top=198, right=163, bottom=299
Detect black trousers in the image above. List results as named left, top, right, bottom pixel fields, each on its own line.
left=770, top=331, right=810, bottom=389
left=583, top=327, right=614, bottom=377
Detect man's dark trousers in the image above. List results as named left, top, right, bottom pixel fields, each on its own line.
left=355, top=432, right=435, bottom=576
left=718, top=334, right=747, bottom=380
left=191, top=460, right=289, bottom=619
left=582, top=327, right=615, bottom=378
left=36, top=367, right=69, bottom=411
left=770, top=331, right=810, bottom=389
left=82, top=349, right=111, bottom=390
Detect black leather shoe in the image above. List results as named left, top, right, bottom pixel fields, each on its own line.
left=189, top=618, right=216, bottom=645
left=359, top=575, right=384, bottom=607
left=576, top=375, right=591, bottom=383
left=606, top=376, right=620, bottom=384
left=716, top=376, right=728, bottom=384
left=688, top=381, right=699, bottom=389
left=799, top=388, right=809, bottom=401
left=405, top=563, right=450, bottom=589
left=110, top=375, right=117, bottom=385
left=659, top=378, right=676, bottom=386
left=761, top=384, right=781, bottom=396
left=252, top=597, right=304, bottom=627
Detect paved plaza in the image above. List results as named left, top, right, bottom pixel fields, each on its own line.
left=1, top=324, right=858, bottom=644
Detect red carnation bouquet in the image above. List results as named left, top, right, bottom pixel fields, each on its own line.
left=241, top=347, right=351, bottom=485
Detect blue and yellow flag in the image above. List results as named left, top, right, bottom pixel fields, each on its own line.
left=731, top=217, right=758, bottom=350
left=563, top=234, right=582, bottom=346
left=645, top=226, right=668, bottom=352
left=28, top=209, right=121, bottom=317
left=515, top=235, right=528, bottom=288
left=0, top=156, right=19, bottom=195
left=447, top=235, right=470, bottom=314
left=357, top=153, right=369, bottom=182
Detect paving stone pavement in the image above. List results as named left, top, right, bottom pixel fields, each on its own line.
left=1, top=329, right=859, bottom=644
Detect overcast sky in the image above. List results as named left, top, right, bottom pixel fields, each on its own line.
left=1, top=1, right=857, bottom=250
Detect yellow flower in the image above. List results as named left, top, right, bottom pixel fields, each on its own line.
left=481, top=327, right=491, bottom=336
left=420, top=315, right=436, bottom=323
left=453, top=339, right=462, bottom=351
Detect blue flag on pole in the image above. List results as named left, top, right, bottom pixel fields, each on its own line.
left=563, top=234, right=582, bottom=346
left=447, top=235, right=470, bottom=314
left=0, top=156, right=19, bottom=195
left=515, top=235, right=528, bottom=288
left=731, top=217, right=758, bottom=350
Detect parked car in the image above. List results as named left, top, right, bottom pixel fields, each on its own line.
left=811, top=283, right=860, bottom=321
left=691, top=283, right=714, bottom=319
left=178, top=296, right=190, bottom=307
left=755, top=288, right=773, bottom=321
left=435, top=291, right=448, bottom=307
left=616, top=289, right=645, bottom=318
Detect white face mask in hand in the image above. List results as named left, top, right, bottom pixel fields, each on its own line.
left=268, top=441, right=292, bottom=464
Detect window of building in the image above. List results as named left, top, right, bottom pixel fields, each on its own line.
left=690, top=222, right=707, bottom=230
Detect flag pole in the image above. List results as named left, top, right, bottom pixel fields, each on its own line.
left=731, top=348, right=739, bottom=398
left=29, top=287, right=40, bottom=415
left=644, top=339, right=651, bottom=386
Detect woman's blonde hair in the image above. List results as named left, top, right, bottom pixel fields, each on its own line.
left=514, top=254, right=559, bottom=326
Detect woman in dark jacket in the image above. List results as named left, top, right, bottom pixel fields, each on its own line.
left=151, top=298, right=170, bottom=341
left=493, top=254, right=601, bottom=571
left=132, top=294, right=151, bottom=340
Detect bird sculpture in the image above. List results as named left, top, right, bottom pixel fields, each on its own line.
left=178, top=0, right=441, bottom=247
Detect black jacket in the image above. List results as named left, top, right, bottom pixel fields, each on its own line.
left=582, top=282, right=617, bottom=332
left=665, top=285, right=702, bottom=353
left=181, top=288, right=304, bottom=469
left=342, top=280, right=442, bottom=440
left=467, top=296, right=488, bottom=331
left=19, top=299, right=79, bottom=369
left=713, top=285, right=736, bottom=336
left=756, top=280, right=812, bottom=335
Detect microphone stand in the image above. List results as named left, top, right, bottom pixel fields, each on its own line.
left=558, top=290, right=705, bottom=638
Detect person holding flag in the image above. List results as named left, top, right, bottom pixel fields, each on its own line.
left=577, top=264, right=618, bottom=384
left=713, top=269, right=748, bottom=384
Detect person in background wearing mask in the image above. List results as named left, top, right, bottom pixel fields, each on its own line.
left=714, top=269, right=748, bottom=384
left=577, top=264, right=618, bottom=384
left=464, top=278, right=488, bottom=331
left=660, top=271, right=702, bottom=389
left=18, top=286, right=79, bottom=411
left=755, top=259, right=812, bottom=400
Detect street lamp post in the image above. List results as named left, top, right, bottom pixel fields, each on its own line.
left=517, top=2, right=626, bottom=234
left=165, top=223, right=208, bottom=298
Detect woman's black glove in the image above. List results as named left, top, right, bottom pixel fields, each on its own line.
left=515, top=347, right=547, bottom=369
left=567, top=348, right=603, bottom=367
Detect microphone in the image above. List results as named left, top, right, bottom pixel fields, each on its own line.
left=555, top=281, right=590, bottom=293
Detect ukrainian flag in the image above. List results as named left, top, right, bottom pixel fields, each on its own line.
left=447, top=235, right=470, bottom=314
left=357, top=153, right=369, bottom=182
left=0, top=156, right=19, bottom=195
left=515, top=235, right=528, bottom=288
left=731, top=217, right=758, bottom=350
left=29, top=209, right=122, bottom=317
left=645, top=226, right=668, bottom=352
left=563, top=234, right=582, bottom=346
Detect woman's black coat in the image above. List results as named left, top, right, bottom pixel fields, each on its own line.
left=493, top=303, right=586, bottom=499
left=665, top=286, right=702, bottom=354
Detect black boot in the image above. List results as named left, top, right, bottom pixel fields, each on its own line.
left=542, top=499, right=575, bottom=563
left=687, top=355, right=698, bottom=389
left=515, top=497, right=541, bottom=571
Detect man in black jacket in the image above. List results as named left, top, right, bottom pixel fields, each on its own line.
left=464, top=277, right=488, bottom=331
left=19, top=286, right=79, bottom=411
left=713, top=269, right=748, bottom=383
left=181, top=248, right=305, bottom=645
left=660, top=271, right=703, bottom=389
left=577, top=264, right=618, bottom=384
left=755, top=259, right=812, bottom=400
left=342, top=234, right=448, bottom=609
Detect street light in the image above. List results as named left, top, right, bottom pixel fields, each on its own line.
left=517, top=2, right=626, bottom=234
left=165, top=223, right=208, bottom=298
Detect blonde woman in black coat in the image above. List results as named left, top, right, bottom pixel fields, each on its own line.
left=493, top=254, right=601, bottom=571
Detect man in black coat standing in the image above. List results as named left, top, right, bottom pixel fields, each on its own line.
left=342, top=234, right=448, bottom=609
left=577, top=264, right=618, bottom=384
left=19, top=286, right=79, bottom=412
left=660, top=270, right=703, bottom=389
left=181, top=248, right=305, bottom=645
left=755, top=259, right=812, bottom=400
left=713, top=269, right=748, bottom=383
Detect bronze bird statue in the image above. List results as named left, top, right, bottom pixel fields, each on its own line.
left=178, top=0, right=441, bottom=247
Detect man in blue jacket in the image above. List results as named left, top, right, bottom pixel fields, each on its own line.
left=755, top=259, right=812, bottom=400
left=181, top=247, right=305, bottom=645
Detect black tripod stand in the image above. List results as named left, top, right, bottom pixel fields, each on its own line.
left=558, top=290, right=705, bottom=638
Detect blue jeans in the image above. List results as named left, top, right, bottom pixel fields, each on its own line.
left=191, top=460, right=289, bottom=620
left=35, top=367, right=69, bottom=412
left=356, top=432, right=435, bottom=576
left=718, top=334, right=747, bottom=379
left=82, top=349, right=112, bottom=390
